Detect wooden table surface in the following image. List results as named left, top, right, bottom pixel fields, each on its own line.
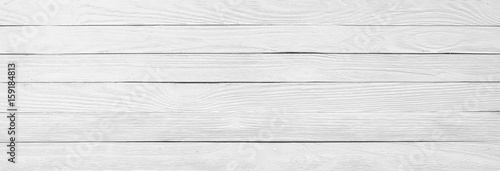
left=1, top=0, right=499, bottom=170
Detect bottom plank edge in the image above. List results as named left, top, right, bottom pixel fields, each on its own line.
left=1, top=142, right=499, bottom=170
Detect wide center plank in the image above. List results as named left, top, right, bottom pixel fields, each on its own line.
left=2, top=26, right=500, bottom=53
left=4, top=83, right=499, bottom=112
left=3, top=54, right=500, bottom=82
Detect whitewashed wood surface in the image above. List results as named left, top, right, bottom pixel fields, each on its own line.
left=1, top=0, right=500, bottom=170
left=1, top=0, right=500, bottom=25
left=3, top=83, right=500, bottom=112
left=2, top=26, right=500, bottom=53
left=1, top=54, right=500, bottom=82
left=1, top=111, right=498, bottom=141
left=1, top=142, right=499, bottom=171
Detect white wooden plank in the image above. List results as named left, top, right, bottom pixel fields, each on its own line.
left=3, top=54, right=500, bottom=82
left=0, top=112, right=496, bottom=142
left=1, top=0, right=500, bottom=25
left=2, top=26, right=500, bottom=53
left=1, top=143, right=499, bottom=170
left=3, top=83, right=499, bottom=112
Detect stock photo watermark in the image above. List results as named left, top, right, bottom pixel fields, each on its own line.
left=7, top=0, right=67, bottom=52
left=6, top=62, right=17, bottom=164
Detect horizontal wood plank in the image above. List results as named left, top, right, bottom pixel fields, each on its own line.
left=3, top=83, right=499, bottom=112
left=1, top=0, right=500, bottom=25
left=2, top=26, right=500, bottom=53
left=1, top=143, right=499, bottom=170
left=0, top=112, right=497, bottom=141
left=2, top=54, right=500, bottom=82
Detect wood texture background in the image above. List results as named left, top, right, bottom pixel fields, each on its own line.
left=2, top=26, right=500, bottom=53
left=1, top=0, right=500, bottom=25
left=1, top=0, right=499, bottom=170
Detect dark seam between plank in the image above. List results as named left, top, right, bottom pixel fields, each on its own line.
left=0, top=24, right=499, bottom=27
left=5, top=81, right=500, bottom=84
left=0, top=141, right=492, bottom=144
left=2, top=52, right=500, bottom=55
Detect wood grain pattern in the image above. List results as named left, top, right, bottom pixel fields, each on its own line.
left=1, top=143, right=499, bottom=170
left=0, top=112, right=496, bottom=142
left=1, top=0, right=500, bottom=25
left=2, top=0, right=500, bottom=169
left=3, top=83, right=499, bottom=112
left=2, top=26, right=500, bottom=53
left=2, top=54, right=500, bottom=82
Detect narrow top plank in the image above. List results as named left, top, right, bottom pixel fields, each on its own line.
left=1, top=0, right=500, bottom=25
